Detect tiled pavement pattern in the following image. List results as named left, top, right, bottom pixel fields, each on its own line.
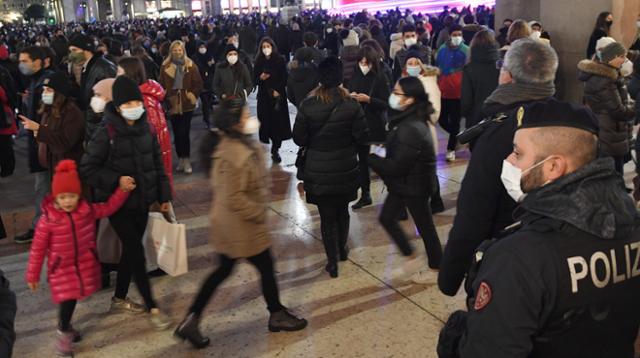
left=1, top=94, right=638, bottom=357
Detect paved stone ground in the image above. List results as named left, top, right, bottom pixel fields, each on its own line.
left=0, top=94, right=638, bottom=357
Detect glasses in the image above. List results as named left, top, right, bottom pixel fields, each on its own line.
left=495, top=59, right=504, bottom=70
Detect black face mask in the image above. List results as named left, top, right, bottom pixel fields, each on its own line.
left=606, top=20, right=613, bottom=27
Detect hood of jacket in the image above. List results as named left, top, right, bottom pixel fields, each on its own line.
left=470, top=45, right=499, bottom=64
left=103, top=102, right=150, bottom=137
left=578, top=59, right=619, bottom=82
left=518, top=158, right=637, bottom=240
left=140, top=79, right=166, bottom=102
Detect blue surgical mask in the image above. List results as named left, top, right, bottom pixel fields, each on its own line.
left=120, top=106, right=145, bottom=120
left=407, top=65, right=421, bottom=77
left=388, top=93, right=405, bottom=111
left=42, top=92, right=54, bottom=105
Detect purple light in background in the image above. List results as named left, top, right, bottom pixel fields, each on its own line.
left=333, top=0, right=495, bottom=15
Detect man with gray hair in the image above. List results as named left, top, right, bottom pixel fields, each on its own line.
left=438, top=39, right=559, bottom=296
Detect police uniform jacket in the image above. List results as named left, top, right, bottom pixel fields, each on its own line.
left=459, top=158, right=640, bottom=358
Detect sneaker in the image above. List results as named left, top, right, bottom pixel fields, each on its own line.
left=110, top=297, right=146, bottom=314
left=176, top=158, right=185, bottom=172
left=184, top=160, right=193, bottom=174
left=55, top=330, right=74, bottom=357
left=446, top=151, right=456, bottom=163
left=411, top=268, right=439, bottom=284
left=15, top=229, right=34, bottom=244
left=392, top=255, right=424, bottom=280
left=149, top=308, right=172, bottom=331
left=268, top=308, right=308, bottom=332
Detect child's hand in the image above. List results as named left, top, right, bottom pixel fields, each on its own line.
left=28, top=282, right=39, bottom=291
left=119, top=176, right=136, bottom=192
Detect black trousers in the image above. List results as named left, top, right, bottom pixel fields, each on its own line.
left=170, top=111, right=194, bottom=158
left=271, top=139, right=282, bottom=154
left=613, top=155, right=625, bottom=175
left=356, top=145, right=371, bottom=193
left=189, top=249, right=283, bottom=316
left=59, top=300, right=77, bottom=331
left=200, top=92, right=212, bottom=127
left=0, top=135, right=15, bottom=177
left=379, top=193, right=443, bottom=269
left=109, top=208, right=156, bottom=311
left=317, top=203, right=350, bottom=261
left=439, top=99, right=462, bottom=151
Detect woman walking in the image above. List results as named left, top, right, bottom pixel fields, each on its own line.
left=80, top=76, right=172, bottom=330
left=254, top=37, right=292, bottom=163
left=369, top=77, right=443, bottom=283
left=174, top=98, right=307, bottom=349
left=159, top=40, right=203, bottom=174
left=212, top=45, right=253, bottom=101
left=293, top=57, right=368, bottom=278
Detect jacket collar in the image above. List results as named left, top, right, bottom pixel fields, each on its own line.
left=577, top=59, right=619, bottom=80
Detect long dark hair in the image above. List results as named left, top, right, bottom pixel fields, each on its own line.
left=594, top=11, right=612, bottom=33
left=397, top=76, right=434, bottom=122
left=255, top=36, right=280, bottom=63
left=118, top=57, right=147, bottom=86
left=356, top=46, right=380, bottom=75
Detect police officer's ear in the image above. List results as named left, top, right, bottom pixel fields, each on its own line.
left=544, top=155, right=569, bottom=182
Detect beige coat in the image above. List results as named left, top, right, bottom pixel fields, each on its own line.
left=158, top=57, right=203, bottom=115
left=209, top=135, right=271, bottom=258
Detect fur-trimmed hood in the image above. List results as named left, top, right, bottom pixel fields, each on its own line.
left=578, top=59, right=619, bottom=81
left=421, top=65, right=440, bottom=77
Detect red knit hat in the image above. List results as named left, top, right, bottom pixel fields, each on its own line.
left=0, top=45, right=8, bottom=61
left=52, top=160, right=82, bottom=197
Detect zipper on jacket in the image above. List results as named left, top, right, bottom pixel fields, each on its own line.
left=67, top=213, right=85, bottom=296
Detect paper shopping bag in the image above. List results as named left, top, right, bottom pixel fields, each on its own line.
left=145, top=213, right=188, bottom=276
left=96, top=219, right=122, bottom=264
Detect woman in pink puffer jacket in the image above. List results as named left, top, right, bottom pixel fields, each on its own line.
left=25, top=160, right=134, bottom=356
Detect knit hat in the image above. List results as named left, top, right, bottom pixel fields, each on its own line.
left=341, top=30, right=359, bottom=47
left=0, top=45, right=8, bottom=61
left=224, top=44, right=238, bottom=57
left=69, top=33, right=95, bottom=52
left=92, top=78, right=115, bottom=102
left=43, top=71, right=71, bottom=97
left=599, top=42, right=626, bottom=63
left=52, top=160, right=82, bottom=197
left=112, top=76, right=143, bottom=107
left=404, top=48, right=423, bottom=65
left=318, top=56, right=343, bottom=88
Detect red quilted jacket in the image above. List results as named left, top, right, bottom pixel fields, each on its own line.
left=25, top=188, right=129, bottom=304
left=140, top=80, right=174, bottom=194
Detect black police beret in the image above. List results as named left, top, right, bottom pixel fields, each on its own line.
left=516, top=98, right=599, bottom=135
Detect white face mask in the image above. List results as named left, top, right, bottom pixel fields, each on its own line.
left=500, top=158, right=550, bottom=202
left=198, top=47, right=207, bottom=54
left=262, top=47, right=272, bottom=57
left=359, top=64, right=370, bottom=75
left=404, top=37, right=417, bottom=47
left=620, top=59, right=634, bottom=77
left=388, top=93, right=405, bottom=111
left=232, top=41, right=239, bottom=49
left=42, top=92, right=54, bottom=105
left=326, top=28, right=333, bottom=33
left=242, top=116, right=260, bottom=134
left=90, top=96, right=106, bottom=113
left=227, top=55, right=238, bottom=65
left=451, top=36, right=463, bottom=47
left=530, top=31, right=541, bottom=40
left=120, top=106, right=145, bottom=121
left=124, top=50, right=131, bottom=57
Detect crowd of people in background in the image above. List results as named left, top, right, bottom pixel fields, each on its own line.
left=1, top=3, right=640, bottom=358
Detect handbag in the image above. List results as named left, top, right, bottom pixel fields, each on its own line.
left=295, top=101, right=343, bottom=180
left=143, top=212, right=188, bottom=277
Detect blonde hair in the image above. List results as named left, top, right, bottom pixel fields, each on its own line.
left=163, top=40, right=187, bottom=65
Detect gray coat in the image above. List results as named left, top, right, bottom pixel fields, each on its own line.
left=212, top=61, right=253, bottom=99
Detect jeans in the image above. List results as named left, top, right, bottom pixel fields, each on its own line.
left=379, top=193, right=443, bottom=269
left=59, top=300, right=77, bottom=331
left=171, top=111, right=194, bottom=158
left=0, top=135, right=15, bottom=177
left=109, top=208, right=157, bottom=311
left=439, top=99, right=462, bottom=151
left=356, top=145, right=371, bottom=193
left=32, top=171, right=50, bottom=229
left=189, top=249, right=284, bottom=316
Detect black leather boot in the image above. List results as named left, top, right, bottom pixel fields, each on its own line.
left=174, top=313, right=210, bottom=349
left=352, top=191, right=372, bottom=210
left=321, top=226, right=339, bottom=278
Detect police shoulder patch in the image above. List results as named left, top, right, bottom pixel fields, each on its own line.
left=474, top=281, right=492, bottom=311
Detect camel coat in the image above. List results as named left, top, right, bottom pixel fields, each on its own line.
left=159, top=57, right=203, bottom=115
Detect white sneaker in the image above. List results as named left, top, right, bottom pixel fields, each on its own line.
left=183, top=160, right=193, bottom=174
left=176, top=158, right=185, bottom=172
left=411, top=268, right=439, bottom=284
left=392, top=255, right=424, bottom=280
left=446, top=151, right=456, bottom=162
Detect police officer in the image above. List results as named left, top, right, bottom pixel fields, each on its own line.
left=454, top=99, right=640, bottom=357
left=438, top=38, right=559, bottom=296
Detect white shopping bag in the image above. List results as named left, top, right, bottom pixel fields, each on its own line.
left=143, top=212, right=189, bottom=276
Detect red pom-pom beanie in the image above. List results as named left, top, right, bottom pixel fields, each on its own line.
left=52, top=160, right=82, bottom=197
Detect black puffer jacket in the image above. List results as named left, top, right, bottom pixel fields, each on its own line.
left=339, top=45, right=360, bottom=88
left=293, top=90, right=368, bottom=205
left=80, top=103, right=171, bottom=210
left=286, top=60, right=319, bottom=108
left=80, top=55, right=117, bottom=140
left=368, top=106, right=436, bottom=197
left=461, top=45, right=500, bottom=127
left=347, top=67, right=390, bottom=142
left=578, top=59, right=635, bottom=156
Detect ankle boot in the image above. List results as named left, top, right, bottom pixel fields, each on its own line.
left=321, top=226, right=339, bottom=278
left=174, top=313, right=210, bottom=349
left=352, top=191, right=372, bottom=210
left=338, top=217, right=350, bottom=262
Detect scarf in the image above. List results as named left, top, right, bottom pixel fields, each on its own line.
left=172, top=57, right=185, bottom=90
left=484, top=82, right=555, bottom=106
